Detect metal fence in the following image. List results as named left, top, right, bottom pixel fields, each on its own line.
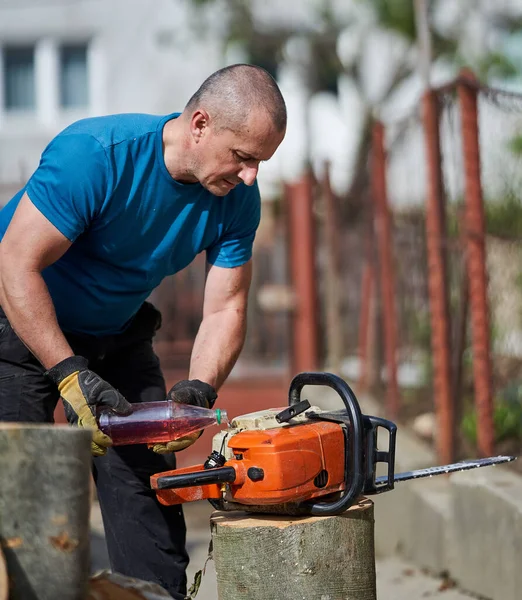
left=360, top=71, right=522, bottom=464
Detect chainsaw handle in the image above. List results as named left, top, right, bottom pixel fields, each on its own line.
left=288, top=372, right=365, bottom=516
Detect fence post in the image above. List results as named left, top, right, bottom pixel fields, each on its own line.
left=421, top=89, right=455, bottom=464
left=372, top=121, right=400, bottom=418
left=285, top=172, right=319, bottom=374
left=458, top=69, right=495, bottom=457
left=211, top=499, right=377, bottom=599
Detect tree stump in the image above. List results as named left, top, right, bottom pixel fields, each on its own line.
left=0, top=423, right=92, bottom=600
left=211, top=498, right=377, bottom=600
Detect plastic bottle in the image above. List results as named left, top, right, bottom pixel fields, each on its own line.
left=96, top=401, right=228, bottom=446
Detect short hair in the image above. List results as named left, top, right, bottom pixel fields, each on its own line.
left=185, top=64, right=287, bottom=133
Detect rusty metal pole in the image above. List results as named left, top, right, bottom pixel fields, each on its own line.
left=458, top=70, right=495, bottom=457
left=285, top=171, right=319, bottom=374
left=372, top=121, right=400, bottom=418
left=421, top=89, right=455, bottom=464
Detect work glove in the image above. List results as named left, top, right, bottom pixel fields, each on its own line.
left=149, top=379, right=218, bottom=454
left=46, top=355, right=132, bottom=456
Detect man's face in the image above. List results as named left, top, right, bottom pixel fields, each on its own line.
left=190, top=111, right=285, bottom=196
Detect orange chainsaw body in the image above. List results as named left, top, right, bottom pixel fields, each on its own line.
left=151, top=420, right=346, bottom=506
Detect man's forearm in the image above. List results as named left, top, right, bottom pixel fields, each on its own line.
left=189, top=308, right=247, bottom=391
left=0, top=269, right=74, bottom=369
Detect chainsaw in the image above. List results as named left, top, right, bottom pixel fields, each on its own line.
left=150, top=372, right=516, bottom=516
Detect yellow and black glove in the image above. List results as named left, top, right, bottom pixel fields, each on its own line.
left=149, top=379, right=218, bottom=454
left=46, top=356, right=132, bottom=456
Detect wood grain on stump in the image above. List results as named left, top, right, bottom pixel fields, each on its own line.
left=211, top=498, right=377, bottom=600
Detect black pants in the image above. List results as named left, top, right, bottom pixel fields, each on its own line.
left=0, top=303, right=189, bottom=599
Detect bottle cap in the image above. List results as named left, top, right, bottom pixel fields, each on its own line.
left=216, top=409, right=228, bottom=425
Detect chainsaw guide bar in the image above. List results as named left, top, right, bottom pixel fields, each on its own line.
left=376, top=455, right=516, bottom=485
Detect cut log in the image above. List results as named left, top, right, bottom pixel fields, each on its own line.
left=0, top=423, right=92, bottom=600
left=211, top=498, right=377, bottom=600
left=87, top=571, right=175, bottom=599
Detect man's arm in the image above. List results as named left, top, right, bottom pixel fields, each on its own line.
left=188, top=259, right=253, bottom=391
left=149, top=260, right=251, bottom=454
left=0, top=192, right=131, bottom=455
left=0, top=193, right=75, bottom=369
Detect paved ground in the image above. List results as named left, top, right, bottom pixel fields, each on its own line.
left=90, top=500, right=482, bottom=599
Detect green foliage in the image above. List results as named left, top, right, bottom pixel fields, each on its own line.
left=461, top=383, right=522, bottom=444
left=444, top=189, right=522, bottom=240
left=403, top=311, right=432, bottom=386
left=371, top=0, right=416, bottom=41
left=508, top=134, right=522, bottom=156
left=478, top=51, right=519, bottom=80
left=431, top=34, right=459, bottom=60
left=484, top=192, right=522, bottom=238
left=444, top=206, right=463, bottom=239
left=409, top=310, right=431, bottom=349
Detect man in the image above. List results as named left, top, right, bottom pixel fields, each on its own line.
left=0, top=64, right=286, bottom=598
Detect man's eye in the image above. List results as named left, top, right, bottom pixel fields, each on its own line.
left=234, top=152, right=262, bottom=166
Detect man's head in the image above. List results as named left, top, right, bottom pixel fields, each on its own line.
left=180, top=64, right=287, bottom=196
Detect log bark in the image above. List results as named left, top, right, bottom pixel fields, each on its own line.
left=0, top=423, right=92, bottom=600
left=211, top=498, right=377, bottom=600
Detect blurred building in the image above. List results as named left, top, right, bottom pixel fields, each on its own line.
left=0, top=0, right=226, bottom=205
left=0, top=0, right=364, bottom=206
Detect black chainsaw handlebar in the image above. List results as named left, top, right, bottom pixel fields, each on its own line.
left=156, top=466, right=236, bottom=490
left=288, top=372, right=365, bottom=516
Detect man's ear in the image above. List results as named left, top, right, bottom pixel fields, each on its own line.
left=189, top=109, right=210, bottom=143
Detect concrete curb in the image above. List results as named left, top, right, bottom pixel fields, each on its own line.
left=303, top=383, right=521, bottom=600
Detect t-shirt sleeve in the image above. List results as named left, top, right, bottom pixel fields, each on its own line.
left=26, top=133, right=110, bottom=242
left=206, top=181, right=261, bottom=268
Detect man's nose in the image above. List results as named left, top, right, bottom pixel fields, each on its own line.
left=238, top=164, right=259, bottom=186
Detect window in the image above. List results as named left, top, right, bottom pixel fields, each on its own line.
left=3, top=46, right=36, bottom=110
left=59, top=44, right=88, bottom=108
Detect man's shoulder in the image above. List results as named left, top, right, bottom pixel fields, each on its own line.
left=218, top=181, right=261, bottom=232
left=57, top=112, right=177, bottom=149
left=228, top=180, right=261, bottom=203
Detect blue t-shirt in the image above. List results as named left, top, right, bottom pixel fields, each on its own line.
left=0, top=113, right=261, bottom=335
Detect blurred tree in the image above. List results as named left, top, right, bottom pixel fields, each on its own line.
left=187, top=0, right=522, bottom=214
left=189, top=0, right=343, bottom=93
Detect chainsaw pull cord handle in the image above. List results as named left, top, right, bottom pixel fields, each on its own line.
left=288, top=372, right=365, bottom=516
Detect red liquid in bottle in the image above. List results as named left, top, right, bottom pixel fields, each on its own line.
left=97, top=401, right=228, bottom=446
